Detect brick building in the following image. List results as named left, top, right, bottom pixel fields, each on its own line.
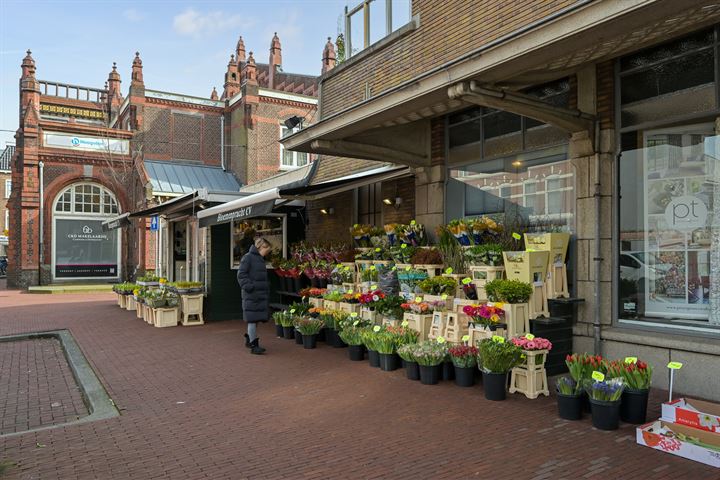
left=7, top=33, right=329, bottom=288
left=0, top=144, right=13, bottom=256
left=283, top=0, right=720, bottom=400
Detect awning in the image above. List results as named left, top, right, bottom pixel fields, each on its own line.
left=197, top=188, right=281, bottom=228
left=130, top=189, right=250, bottom=220
left=145, top=160, right=241, bottom=196
left=129, top=191, right=200, bottom=218
left=101, top=213, right=131, bottom=231
left=279, top=165, right=413, bottom=200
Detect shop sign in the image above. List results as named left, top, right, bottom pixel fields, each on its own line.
left=43, top=131, right=129, bottom=155
left=55, top=219, right=118, bottom=278
left=199, top=199, right=275, bottom=228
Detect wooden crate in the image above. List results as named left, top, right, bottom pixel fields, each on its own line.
left=360, top=307, right=377, bottom=323
left=323, top=300, right=340, bottom=311
left=403, top=312, right=433, bottom=340
left=443, top=312, right=468, bottom=343
left=546, top=263, right=569, bottom=299
left=117, top=294, right=127, bottom=309
left=136, top=302, right=144, bottom=319
left=502, top=302, right=530, bottom=337
left=338, top=302, right=361, bottom=316
left=524, top=232, right=570, bottom=266
left=414, top=264, right=443, bottom=278
left=180, top=294, right=204, bottom=326
left=510, top=350, right=550, bottom=399
left=468, top=266, right=505, bottom=300
left=503, top=251, right=549, bottom=284
left=154, top=308, right=179, bottom=328
left=427, top=310, right=446, bottom=340
left=381, top=317, right=400, bottom=327
left=529, top=283, right=549, bottom=319
left=467, top=325, right=495, bottom=346
left=342, top=282, right=356, bottom=292
left=309, top=297, right=324, bottom=308
left=355, top=260, right=373, bottom=283
left=126, top=296, right=137, bottom=312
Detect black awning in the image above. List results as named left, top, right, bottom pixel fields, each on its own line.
left=279, top=166, right=413, bottom=200
left=198, top=198, right=276, bottom=228
left=101, top=213, right=131, bottom=231
left=129, top=191, right=199, bottom=218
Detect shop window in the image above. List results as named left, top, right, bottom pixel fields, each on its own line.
left=280, top=124, right=308, bottom=169
left=617, top=123, right=719, bottom=328
left=358, top=183, right=382, bottom=226
left=231, top=218, right=283, bottom=269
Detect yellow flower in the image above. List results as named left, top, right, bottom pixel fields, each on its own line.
left=495, top=302, right=505, bottom=310
left=490, top=314, right=500, bottom=323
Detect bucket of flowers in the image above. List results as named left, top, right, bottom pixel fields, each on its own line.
left=448, top=345, right=479, bottom=387
left=586, top=376, right=625, bottom=431
left=511, top=335, right=552, bottom=368
left=271, top=311, right=287, bottom=338
left=362, top=326, right=382, bottom=368
left=477, top=337, right=524, bottom=401
left=414, top=340, right=448, bottom=385
left=556, top=377, right=583, bottom=420
left=607, top=359, right=653, bottom=424
left=294, top=317, right=325, bottom=349
left=339, top=320, right=370, bottom=361
left=398, top=343, right=420, bottom=380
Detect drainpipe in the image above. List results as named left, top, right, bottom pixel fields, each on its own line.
left=38, top=161, right=44, bottom=286
left=220, top=113, right=226, bottom=171
left=593, top=121, right=602, bottom=355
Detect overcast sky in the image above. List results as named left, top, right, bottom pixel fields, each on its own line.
left=0, top=0, right=349, bottom=147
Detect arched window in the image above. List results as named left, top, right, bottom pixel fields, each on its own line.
left=54, top=183, right=119, bottom=215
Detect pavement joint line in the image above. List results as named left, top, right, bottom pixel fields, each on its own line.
left=0, top=329, right=119, bottom=438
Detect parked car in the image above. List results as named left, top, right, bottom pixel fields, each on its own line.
left=620, top=251, right=671, bottom=284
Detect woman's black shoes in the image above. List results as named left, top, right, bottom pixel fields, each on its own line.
left=244, top=333, right=251, bottom=348
left=249, top=338, right=266, bottom=355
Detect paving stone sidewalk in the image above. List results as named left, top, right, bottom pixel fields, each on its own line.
left=0, top=286, right=716, bottom=479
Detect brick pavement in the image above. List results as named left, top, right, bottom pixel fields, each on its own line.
left=0, top=337, right=88, bottom=435
left=0, top=285, right=717, bottom=479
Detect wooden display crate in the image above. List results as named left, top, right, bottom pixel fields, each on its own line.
left=502, top=251, right=550, bottom=284
left=323, top=300, right=340, bottom=311
left=136, top=302, right=144, bottom=319
left=427, top=310, right=446, bottom=340
left=180, top=294, right=204, bottom=326
left=529, top=283, right=549, bottom=319
left=502, top=302, right=530, bottom=337
left=126, top=296, right=137, bottom=312
left=443, top=312, right=468, bottom=343
left=510, top=350, right=549, bottom=399
left=360, top=307, right=377, bottom=323
left=309, top=297, right=324, bottom=308
left=403, top=312, right=433, bottom=340
left=338, top=302, right=361, bottom=316
left=524, top=232, right=570, bottom=266
left=154, top=307, right=179, bottom=328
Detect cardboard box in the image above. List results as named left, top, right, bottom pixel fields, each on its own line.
left=662, top=398, right=720, bottom=433
left=636, top=420, right=720, bottom=468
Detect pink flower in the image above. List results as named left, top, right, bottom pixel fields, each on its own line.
left=526, top=341, right=536, bottom=349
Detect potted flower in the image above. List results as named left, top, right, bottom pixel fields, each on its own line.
left=401, top=300, right=433, bottom=340
left=376, top=295, right=405, bottom=324
left=418, top=276, right=457, bottom=307
left=414, top=340, right=448, bottom=385
left=609, top=359, right=653, bottom=424
left=362, top=326, right=382, bottom=368
left=484, top=279, right=533, bottom=337
left=294, top=317, right=324, bottom=349
left=463, top=304, right=506, bottom=331
left=477, top=338, right=524, bottom=401
left=272, top=311, right=286, bottom=338
left=448, top=345, right=478, bottom=387
left=509, top=335, right=553, bottom=398
left=556, top=377, right=583, bottom=420
left=511, top=335, right=552, bottom=367
left=398, top=344, right=420, bottom=380
left=586, top=377, right=625, bottom=431
left=278, top=309, right=298, bottom=339
left=338, top=321, right=367, bottom=361
left=564, top=353, right=602, bottom=415
left=390, top=243, right=416, bottom=266
left=375, top=330, right=400, bottom=371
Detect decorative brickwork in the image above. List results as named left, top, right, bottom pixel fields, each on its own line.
left=172, top=113, right=202, bottom=162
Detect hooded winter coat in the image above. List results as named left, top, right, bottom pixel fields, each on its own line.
left=237, top=245, right=269, bottom=323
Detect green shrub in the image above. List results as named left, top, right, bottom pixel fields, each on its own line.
left=478, top=338, right=524, bottom=373
left=484, top=279, right=533, bottom=303
left=418, top=276, right=457, bottom=296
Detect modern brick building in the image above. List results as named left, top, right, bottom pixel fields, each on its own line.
left=7, top=33, right=326, bottom=288
left=283, top=0, right=720, bottom=400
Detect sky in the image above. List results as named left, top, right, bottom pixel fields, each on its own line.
left=0, top=0, right=349, bottom=147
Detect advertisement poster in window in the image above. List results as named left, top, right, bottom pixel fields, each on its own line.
left=55, top=219, right=118, bottom=278
left=643, top=127, right=714, bottom=320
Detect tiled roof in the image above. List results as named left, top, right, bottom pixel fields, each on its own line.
left=256, top=63, right=318, bottom=97
left=0, top=145, right=15, bottom=171
left=144, top=160, right=241, bottom=195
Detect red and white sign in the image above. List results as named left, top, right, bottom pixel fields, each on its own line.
left=662, top=398, right=720, bottom=433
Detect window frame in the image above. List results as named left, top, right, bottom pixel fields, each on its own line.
left=4, top=179, right=10, bottom=199
left=345, top=0, right=412, bottom=58
left=279, top=124, right=309, bottom=170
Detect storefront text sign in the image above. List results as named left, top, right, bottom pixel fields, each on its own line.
left=199, top=199, right=275, bottom=228
left=664, top=196, right=708, bottom=230
left=43, top=131, right=129, bottom=154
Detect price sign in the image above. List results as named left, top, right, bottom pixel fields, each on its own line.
left=370, top=265, right=376, bottom=270
left=461, top=335, right=470, bottom=342
left=624, top=357, right=638, bottom=364
left=401, top=244, right=407, bottom=249
left=445, top=267, right=453, bottom=275
left=512, top=232, right=521, bottom=240
left=373, top=325, right=381, bottom=332
left=405, top=266, right=411, bottom=271
left=462, top=277, right=472, bottom=285
left=410, top=220, right=416, bottom=226
left=346, top=289, right=353, bottom=294
left=592, top=371, right=605, bottom=382
left=415, top=297, right=422, bottom=303
left=353, top=320, right=359, bottom=326
left=289, top=309, right=296, bottom=314
left=371, top=285, right=377, bottom=290
left=375, top=248, right=381, bottom=252
left=668, top=362, right=683, bottom=370
left=436, top=336, right=446, bottom=344
left=350, top=312, right=358, bottom=318
left=401, top=320, right=409, bottom=327
left=492, top=335, right=505, bottom=343
left=392, top=267, right=397, bottom=271
left=525, top=334, right=535, bottom=340
left=441, top=294, right=448, bottom=300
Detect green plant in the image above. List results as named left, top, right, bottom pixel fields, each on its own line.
left=376, top=295, right=405, bottom=320
left=484, top=279, right=533, bottom=304
left=323, top=291, right=345, bottom=302
left=389, top=244, right=416, bottom=264
left=435, top=225, right=467, bottom=274
left=418, top=276, right=457, bottom=296
left=397, top=344, right=417, bottom=362
left=477, top=338, right=524, bottom=373
left=361, top=327, right=379, bottom=351
left=413, top=340, right=448, bottom=366
left=173, top=281, right=204, bottom=289
left=338, top=324, right=365, bottom=345
left=294, top=317, right=324, bottom=335
left=448, top=345, right=478, bottom=368
left=556, top=376, right=578, bottom=395
left=374, top=331, right=397, bottom=354
left=465, top=243, right=504, bottom=266
left=361, top=267, right=379, bottom=282
left=137, top=273, right=160, bottom=282
left=585, top=378, right=625, bottom=402
left=288, top=302, right=311, bottom=315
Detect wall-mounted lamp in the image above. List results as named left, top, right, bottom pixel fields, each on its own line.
left=383, top=196, right=402, bottom=209
left=320, top=207, right=334, bottom=215
left=284, top=115, right=304, bottom=130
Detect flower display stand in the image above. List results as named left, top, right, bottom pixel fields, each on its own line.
left=338, top=302, right=361, bottom=316
left=136, top=302, right=144, bottom=319
left=414, top=264, right=443, bottom=278
left=361, top=307, right=377, bottom=323
left=146, top=305, right=157, bottom=325
left=126, top=296, right=137, bottom=312
left=501, top=302, right=530, bottom=337
left=427, top=311, right=446, bottom=340
left=342, top=282, right=356, bottom=293
left=443, top=312, right=468, bottom=343
left=309, top=297, right=324, bottom=308
left=466, top=325, right=495, bottom=346
left=524, top=233, right=570, bottom=299
left=323, top=300, right=340, bottom=311
left=180, top=294, right=204, bottom=326
left=154, top=307, right=179, bottom=328
left=509, top=349, right=549, bottom=399
left=529, top=282, right=549, bottom=319
left=546, top=262, right=569, bottom=299
left=423, top=294, right=454, bottom=310
left=502, top=251, right=549, bottom=284
left=381, top=317, right=400, bottom=327
left=403, top=312, right=433, bottom=340
left=469, top=266, right=505, bottom=300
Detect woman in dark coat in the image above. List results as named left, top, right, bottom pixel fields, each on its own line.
left=237, top=237, right=272, bottom=354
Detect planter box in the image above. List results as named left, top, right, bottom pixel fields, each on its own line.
left=403, top=312, right=433, bottom=340
left=338, top=302, right=361, bottom=316
left=342, top=282, right=356, bottom=293
left=117, top=293, right=127, bottom=309
left=637, top=420, right=720, bottom=468
left=414, top=264, right=443, bottom=278
left=443, top=312, right=468, bottom=343
left=126, top=296, right=137, bottom=312
left=309, top=297, right=324, bottom=308
left=524, top=232, right=570, bottom=267
left=136, top=302, right=144, bottom=319
left=154, top=307, right=179, bottom=327
left=355, top=260, right=373, bottom=283
left=468, top=266, right=505, bottom=301
left=529, top=283, right=549, bottom=319
left=381, top=316, right=400, bottom=327
left=662, top=398, right=720, bottom=433
left=323, top=300, right=340, bottom=311
left=509, top=350, right=549, bottom=399
left=428, top=310, right=446, bottom=340
left=180, top=294, right=204, bottom=326
left=360, top=307, right=377, bottom=323
left=501, top=302, right=530, bottom=337
left=467, top=325, right=494, bottom=346
left=502, top=251, right=549, bottom=284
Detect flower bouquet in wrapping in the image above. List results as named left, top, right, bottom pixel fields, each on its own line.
left=447, top=219, right=471, bottom=246
left=403, top=221, right=426, bottom=247
left=350, top=224, right=373, bottom=248
left=465, top=243, right=504, bottom=267
left=313, top=260, right=333, bottom=280
left=389, top=243, right=415, bottom=264
left=463, top=303, right=505, bottom=329
left=384, top=223, right=399, bottom=246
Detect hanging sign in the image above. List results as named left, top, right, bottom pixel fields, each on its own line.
left=198, top=199, right=275, bottom=228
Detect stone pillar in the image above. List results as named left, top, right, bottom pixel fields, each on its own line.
left=414, top=165, right=445, bottom=241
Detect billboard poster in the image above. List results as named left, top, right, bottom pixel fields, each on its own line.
left=643, top=133, right=713, bottom=320
left=55, top=219, right=118, bottom=278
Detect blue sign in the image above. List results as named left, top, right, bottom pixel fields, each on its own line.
left=150, top=216, right=159, bottom=231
